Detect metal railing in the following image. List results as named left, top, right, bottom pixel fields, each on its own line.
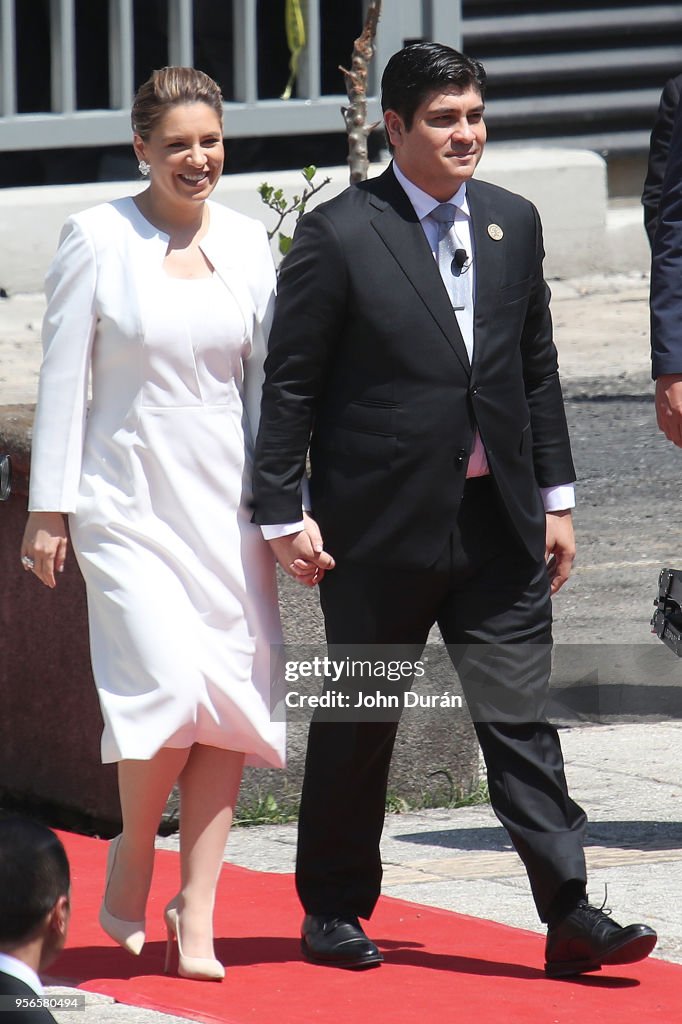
left=0, top=0, right=462, bottom=152
left=2, top=0, right=679, bottom=160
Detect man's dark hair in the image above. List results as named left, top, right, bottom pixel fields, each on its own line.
left=0, top=818, right=70, bottom=944
left=381, top=42, right=487, bottom=133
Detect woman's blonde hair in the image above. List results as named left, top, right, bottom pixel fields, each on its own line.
left=131, top=67, right=223, bottom=140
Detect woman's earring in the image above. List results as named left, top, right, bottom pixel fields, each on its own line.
left=138, top=160, right=151, bottom=177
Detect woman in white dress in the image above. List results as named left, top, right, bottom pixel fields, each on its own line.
left=20, top=67, right=311, bottom=981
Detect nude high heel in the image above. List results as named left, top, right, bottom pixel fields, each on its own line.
left=98, top=834, right=146, bottom=955
left=164, top=902, right=225, bottom=981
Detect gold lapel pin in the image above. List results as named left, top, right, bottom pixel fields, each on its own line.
left=487, top=223, right=504, bottom=240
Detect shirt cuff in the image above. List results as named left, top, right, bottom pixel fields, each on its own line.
left=260, top=520, right=306, bottom=540
left=301, top=476, right=311, bottom=512
left=541, top=484, right=575, bottom=512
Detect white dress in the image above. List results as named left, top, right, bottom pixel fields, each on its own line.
left=29, top=198, right=285, bottom=768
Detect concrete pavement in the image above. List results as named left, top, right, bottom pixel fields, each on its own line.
left=0, top=270, right=653, bottom=409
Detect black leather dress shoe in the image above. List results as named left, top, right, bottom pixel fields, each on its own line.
left=300, top=914, right=384, bottom=968
left=545, top=899, right=657, bottom=977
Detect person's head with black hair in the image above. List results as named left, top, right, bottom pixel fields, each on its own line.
left=0, top=818, right=70, bottom=972
left=381, top=42, right=488, bottom=202
left=381, top=42, right=486, bottom=137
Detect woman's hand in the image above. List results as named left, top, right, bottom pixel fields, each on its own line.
left=21, top=512, right=69, bottom=588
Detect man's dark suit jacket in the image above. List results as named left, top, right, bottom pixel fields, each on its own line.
left=651, top=94, right=682, bottom=378
left=0, top=971, right=57, bottom=1023
left=253, top=165, right=574, bottom=568
left=643, top=73, right=682, bottom=247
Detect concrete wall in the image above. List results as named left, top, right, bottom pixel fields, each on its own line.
left=0, top=144, right=650, bottom=295
left=0, top=407, right=121, bottom=830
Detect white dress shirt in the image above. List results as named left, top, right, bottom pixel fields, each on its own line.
left=0, top=952, right=43, bottom=995
left=261, top=164, right=574, bottom=539
left=393, top=162, right=489, bottom=478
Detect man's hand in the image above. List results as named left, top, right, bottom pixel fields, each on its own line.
left=545, top=509, right=575, bottom=595
left=655, top=374, right=682, bottom=446
left=267, top=512, right=335, bottom=587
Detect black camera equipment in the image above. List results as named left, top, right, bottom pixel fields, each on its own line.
left=652, top=568, right=682, bottom=656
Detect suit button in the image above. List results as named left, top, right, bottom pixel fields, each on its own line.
left=470, top=386, right=479, bottom=397
left=454, top=448, right=467, bottom=467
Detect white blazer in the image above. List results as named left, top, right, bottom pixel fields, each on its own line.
left=29, top=197, right=276, bottom=512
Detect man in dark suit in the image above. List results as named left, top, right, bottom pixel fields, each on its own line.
left=254, top=42, right=656, bottom=977
left=651, top=84, right=682, bottom=442
left=0, top=818, right=71, bottom=1022
left=642, top=73, right=682, bottom=247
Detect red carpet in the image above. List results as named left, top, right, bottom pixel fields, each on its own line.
left=50, top=832, right=682, bottom=1024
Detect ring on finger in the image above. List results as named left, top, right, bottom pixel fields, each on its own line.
left=21, top=555, right=35, bottom=570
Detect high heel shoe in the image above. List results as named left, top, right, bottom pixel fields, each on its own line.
left=164, top=902, right=225, bottom=981
left=98, top=834, right=146, bottom=956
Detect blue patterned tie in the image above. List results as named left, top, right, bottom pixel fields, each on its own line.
left=431, top=203, right=470, bottom=314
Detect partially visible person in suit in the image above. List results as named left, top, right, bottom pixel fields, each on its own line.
left=650, top=80, right=682, bottom=444
left=642, top=72, right=682, bottom=247
left=253, top=41, right=658, bottom=978
left=0, top=818, right=70, bottom=1023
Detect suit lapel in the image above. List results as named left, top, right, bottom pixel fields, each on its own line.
left=367, top=168, right=471, bottom=375
left=467, top=180, right=505, bottom=367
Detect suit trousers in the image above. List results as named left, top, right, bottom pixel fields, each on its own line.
left=295, top=477, right=587, bottom=922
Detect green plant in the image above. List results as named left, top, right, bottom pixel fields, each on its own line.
left=233, top=790, right=300, bottom=827
left=280, top=0, right=306, bottom=100
left=258, top=165, right=331, bottom=256
left=232, top=776, right=489, bottom=828
left=385, top=777, right=490, bottom=815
